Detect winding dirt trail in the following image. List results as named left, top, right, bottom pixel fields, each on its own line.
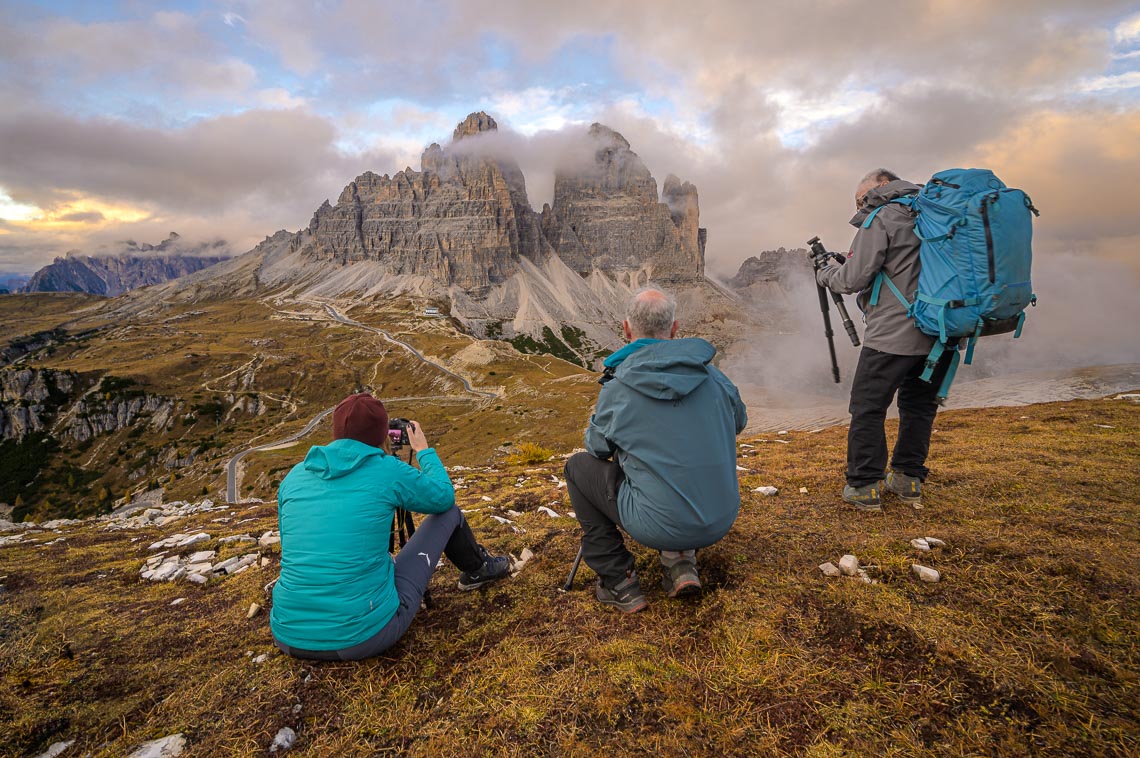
left=224, top=301, right=496, bottom=502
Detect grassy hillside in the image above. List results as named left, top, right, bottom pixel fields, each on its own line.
left=1, top=395, right=1137, bottom=756
left=0, top=293, right=599, bottom=519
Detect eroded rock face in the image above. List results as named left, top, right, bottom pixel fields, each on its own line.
left=297, top=113, right=705, bottom=293
left=726, top=248, right=811, bottom=289
left=541, top=123, right=705, bottom=283
left=301, top=112, right=548, bottom=293
left=0, top=369, right=77, bottom=440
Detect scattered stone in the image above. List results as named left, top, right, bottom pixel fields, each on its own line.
left=218, top=534, right=257, bottom=544
left=247, top=602, right=261, bottom=619
left=170, top=598, right=187, bottom=606
left=753, top=486, right=779, bottom=496
left=187, top=550, right=215, bottom=563
left=269, top=727, right=296, bottom=753
left=489, top=515, right=514, bottom=525
left=912, top=564, right=940, bottom=583
left=856, top=568, right=877, bottom=585
left=212, top=553, right=259, bottom=575
left=536, top=506, right=560, bottom=518
left=506, top=509, right=524, bottom=518
left=819, top=562, right=841, bottom=577
left=1115, top=393, right=1140, bottom=403
left=481, top=495, right=493, bottom=502
left=187, top=574, right=208, bottom=585
left=292, top=704, right=303, bottom=714
left=35, top=739, right=74, bottom=758
left=127, top=733, right=186, bottom=758
left=260, top=557, right=271, bottom=568
left=777, top=430, right=788, bottom=436
left=510, top=548, right=535, bottom=575
left=253, top=653, right=269, bottom=664
left=185, top=562, right=213, bottom=575
left=924, top=537, right=946, bottom=548
left=798, top=487, right=809, bottom=494
left=147, top=533, right=210, bottom=551
left=1094, top=424, right=1116, bottom=429
left=910, top=538, right=931, bottom=551
left=838, top=554, right=859, bottom=576
left=736, top=465, right=748, bottom=471
left=259, top=531, right=281, bottom=547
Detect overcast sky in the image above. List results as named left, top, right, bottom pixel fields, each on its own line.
left=1, top=1, right=1139, bottom=278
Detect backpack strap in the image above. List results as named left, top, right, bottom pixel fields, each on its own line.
left=869, top=271, right=912, bottom=313
left=919, top=341, right=961, bottom=403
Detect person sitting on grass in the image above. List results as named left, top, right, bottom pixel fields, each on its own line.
left=270, top=392, right=509, bottom=660
left=564, top=287, right=748, bottom=613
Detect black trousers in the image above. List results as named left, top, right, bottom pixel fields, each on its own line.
left=846, top=347, right=951, bottom=488
left=564, top=452, right=632, bottom=585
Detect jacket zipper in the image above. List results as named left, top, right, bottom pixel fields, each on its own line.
left=981, top=193, right=997, bottom=283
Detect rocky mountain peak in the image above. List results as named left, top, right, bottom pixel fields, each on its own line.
left=453, top=111, right=498, bottom=140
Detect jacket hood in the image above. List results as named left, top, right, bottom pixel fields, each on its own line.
left=612, top=337, right=716, bottom=400
left=302, top=438, right=385, bottom=480
left=849, top=179, right=922, bottom=227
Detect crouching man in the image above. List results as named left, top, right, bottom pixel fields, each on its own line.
left=565, top=287, right=748, bottom=613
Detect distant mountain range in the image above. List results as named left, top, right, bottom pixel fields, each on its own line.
left=23, top=233, right=231, bottom=296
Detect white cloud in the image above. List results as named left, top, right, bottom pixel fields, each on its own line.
left=1080, top=71, right=1140, bottom=92
left=1113, top=11, right=1140, bottom=44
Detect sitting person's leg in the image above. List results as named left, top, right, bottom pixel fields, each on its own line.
left=333, top=506, right=506, bottom=660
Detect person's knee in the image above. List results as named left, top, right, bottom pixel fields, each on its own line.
left=564, top=451, right=592, bottom=482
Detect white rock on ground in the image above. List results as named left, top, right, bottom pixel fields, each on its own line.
left=1115, top=393, right=1140, bottom=403
left=147, top=533, right=210, bottom=550
left=253, top=653, right=268, bottom=664
left=924, top=537, right=946, bottom=548
left=259, top=531, right=281, bottom=547
left=187, top=550, right=215, bottom=563
left=35, top=739, right=74, bottom=758
left=910, top=538, right=931, bottom=551
left=247, top=603, right=261, bottom=618
left=838, top=554, right=859, bottom=576
left=218, top=534, right=256, bottom=544
left=537, top=506, right=560, bottom=518
left=170, top=598, right=187, bottom=606
left=819, top=562, right=841, bottom=577
left=126, top=733, right=186, bottom=758
left=510, top=548, right=535, bottom=575
left=912, top=564, right=940, bottom=583
left=269, top=727, right=296, bottom=753
left=798, top=487, right=809, bottom=494
left=753, top=486, right=779, bottom=496
left=187, top=574, right=208, bottom=585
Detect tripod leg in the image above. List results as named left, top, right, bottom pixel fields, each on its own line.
left=562, top=544, right=584, bottom=592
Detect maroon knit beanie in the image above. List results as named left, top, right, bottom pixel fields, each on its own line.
left=332, top=393, right=389, bottom=449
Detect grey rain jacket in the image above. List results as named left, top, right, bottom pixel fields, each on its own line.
left=585, top=337, right=748, bottom=551
left=816, top=179, right=936, bottom=356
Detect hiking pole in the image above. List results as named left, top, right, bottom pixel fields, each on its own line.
left=562, top=545, right=584, bottom=592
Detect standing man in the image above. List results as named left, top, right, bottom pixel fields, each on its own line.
left=564, top=287, right=748, bottom=613
left=815, top=169, right=952, bottom=512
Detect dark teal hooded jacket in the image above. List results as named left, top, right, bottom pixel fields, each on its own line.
left=270, top=439, right=454, bottom=651
left=586, top=337, right=747, bottom=550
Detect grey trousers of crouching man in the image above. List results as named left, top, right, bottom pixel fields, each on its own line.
left=273, top=505, right=485, bottom=661
left=564, top=451, right=633, bottom=585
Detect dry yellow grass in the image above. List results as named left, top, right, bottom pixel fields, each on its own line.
left=1, top=395, right=1137, bottom=756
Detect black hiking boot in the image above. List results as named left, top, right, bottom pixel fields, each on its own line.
left=842, top=482, right=883, bottom=512
left=457, top=548, right=511, bottom=591
left=886, top=471, right=923, bottom=507
left=595, top=571, right=648, bottom=613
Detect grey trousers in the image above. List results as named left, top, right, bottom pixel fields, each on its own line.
left=564, top=452, right=633, bottom=585
left=274, top=505, right=483, bottom=661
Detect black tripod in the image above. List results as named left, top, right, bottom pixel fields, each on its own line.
left=807, top=236, right=862, bottom=381
left=387, top=426, right=432, bottom=608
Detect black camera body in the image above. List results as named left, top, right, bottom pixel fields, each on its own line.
left=388, top=418, right=412, bottom=449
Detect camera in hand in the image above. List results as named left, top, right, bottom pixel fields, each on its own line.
left=388, top=418, right=412, bottom=450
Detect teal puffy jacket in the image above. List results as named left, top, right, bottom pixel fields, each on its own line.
left=586, top=337, right=748, bottom=550
left=270, top=439, right=454, bottom=650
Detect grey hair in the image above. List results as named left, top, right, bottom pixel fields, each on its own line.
left=626, top=287, right=676, bottom=339
left=856, top=168, right=900, bottom=194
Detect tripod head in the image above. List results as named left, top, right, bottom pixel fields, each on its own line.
left=807, top=236, right=847, bottom=267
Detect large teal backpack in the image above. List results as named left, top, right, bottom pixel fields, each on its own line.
left=863, top=168, right=1039, bottom=401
